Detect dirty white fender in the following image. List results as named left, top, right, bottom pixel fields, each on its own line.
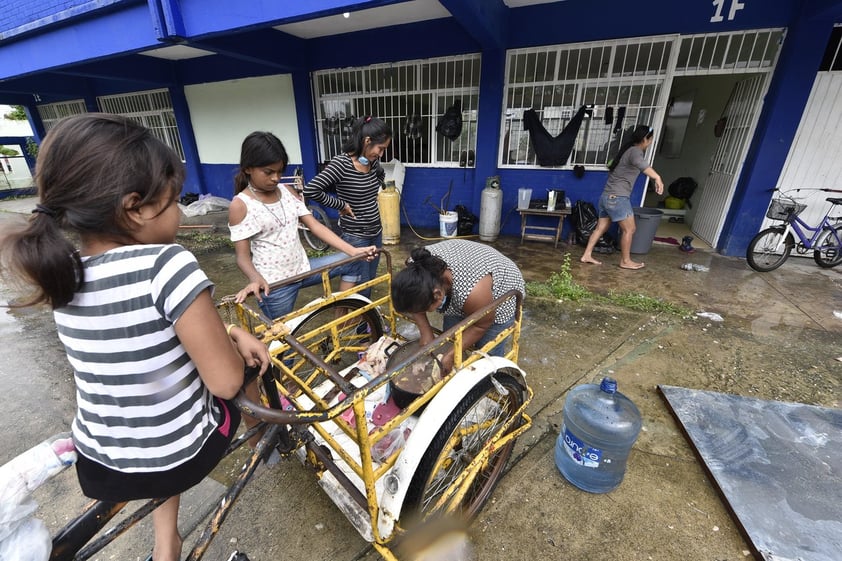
left=376, top=355, right=526, bottom=537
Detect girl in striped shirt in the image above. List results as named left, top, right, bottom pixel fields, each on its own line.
left=0, top=114, right=271, bottom=561
left=304, top=116, right=392, bottom=297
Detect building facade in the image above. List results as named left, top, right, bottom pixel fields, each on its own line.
left=1, top=0, right=841, bottom=256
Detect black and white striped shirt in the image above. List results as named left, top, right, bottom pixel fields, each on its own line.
left=54, top=244, right=219, bottom=473
left=303, top=153, right=383, bottom=237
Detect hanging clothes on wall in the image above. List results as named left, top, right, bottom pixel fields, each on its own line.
left=436, top=100, right=463, bottom=141
left=522, top=105, right=587, bottom=166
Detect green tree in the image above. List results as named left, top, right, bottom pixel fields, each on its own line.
left=3, top=105, right=27, bottom=120
left=26, top=137, right=38, bottom=161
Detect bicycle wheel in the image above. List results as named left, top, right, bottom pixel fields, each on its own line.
left=301, top=205, right=331, bottom=251
left=287, top=299, right=383, bottom=387
left=813, top=226, right=842, bottom=268
left=746, top=227, right=792, bottom=272
left=403, top=373, right=524, bottom=520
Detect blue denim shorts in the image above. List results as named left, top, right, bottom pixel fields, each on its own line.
left=598, top=194, right=634, bottom=222
left=339, top=231, right=381, bottom=286
left=259, top=252, right=348, bottom=319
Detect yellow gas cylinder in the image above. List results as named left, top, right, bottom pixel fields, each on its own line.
left=379, top=180, right=401, bottom=244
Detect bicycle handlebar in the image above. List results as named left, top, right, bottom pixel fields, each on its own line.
left=771, top=187, right=842, bottom=194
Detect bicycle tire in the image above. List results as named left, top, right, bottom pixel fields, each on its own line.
left=746, top=227, right=792, bottom=272
left=813, top=226, right=842, bottom=268
left=301, top=205, right=331, bottom=251
left=287, top=299, right=383, bottom=388
left=402, top=372, right=524, bottom=520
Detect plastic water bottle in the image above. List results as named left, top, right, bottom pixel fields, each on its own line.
left=554, top=377, right=642, bottom=493
left=681, top=263, right=709, bottom=272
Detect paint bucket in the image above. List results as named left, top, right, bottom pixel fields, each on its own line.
left=517, top=188, right=532, bottom=210
left=439, top=211, right=458, bottom=238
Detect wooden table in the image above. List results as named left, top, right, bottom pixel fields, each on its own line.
left=517, top=207, right=572, bottom=247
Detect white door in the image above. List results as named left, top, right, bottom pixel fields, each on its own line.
left=766, top=72, right=842, bottom=228
left=692, top=75, right=767, bottom=246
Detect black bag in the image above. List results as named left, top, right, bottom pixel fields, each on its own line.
left=570, top=200, right=614, bottom=253
left=436, top=100, right=463, bottom=141
left=668, top=177, right=698, bottom=208
left=454, top=204, right=477, bottom=236
left=571, top=200, right=597, bottom=242
left=179, top=192, right=200, bottom=206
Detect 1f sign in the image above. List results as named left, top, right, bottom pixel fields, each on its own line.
left=711, top=0, right=745, bottom=22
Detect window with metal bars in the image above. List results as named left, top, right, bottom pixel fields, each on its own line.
left=501, top=29, right=783, bottom=169
left=312, top=54, right=481, bottom=167
left=36, top=100, right=87, bottom=131
left=97, top=89, right=185, bottom=160
left=674, top=29, right=783, bottom=74
left=502, top=37, right=672, bottom=169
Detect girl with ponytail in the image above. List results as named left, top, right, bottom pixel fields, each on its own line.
left=580, top=124, right=664, bottom=270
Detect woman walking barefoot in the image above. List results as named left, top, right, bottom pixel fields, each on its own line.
left=580, top=125, right=664, bottom=269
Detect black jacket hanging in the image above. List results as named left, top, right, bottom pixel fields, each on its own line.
left=522, top=105, right=587, bottom=166
left=436, top=100, right=463, bottom=141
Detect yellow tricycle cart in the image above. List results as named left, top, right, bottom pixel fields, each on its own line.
left=218, top=249, right=533, bottom=560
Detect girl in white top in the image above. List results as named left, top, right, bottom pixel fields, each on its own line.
left=229, top=131, right=376, bottom=319
left=0, top=114, right=271, bottom=561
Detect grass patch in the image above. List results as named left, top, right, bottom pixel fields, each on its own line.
left=176, top=229, right=232, bottom=254
left=176, top=228, right=332, bottom=259
left=526, top=253, right=691, bottom=316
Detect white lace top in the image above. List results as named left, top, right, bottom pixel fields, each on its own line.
left=229, top=186, right=311, bottom=284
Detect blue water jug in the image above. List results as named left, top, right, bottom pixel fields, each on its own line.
left=554, top=377, right=642, bottom=493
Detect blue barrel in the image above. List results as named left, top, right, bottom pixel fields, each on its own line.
left=554, top=377, right=642, bottom=493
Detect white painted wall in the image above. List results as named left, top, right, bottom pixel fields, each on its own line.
left=184, top=75, right=302, bottom=164
left=769, top=71, right=842, bottom=229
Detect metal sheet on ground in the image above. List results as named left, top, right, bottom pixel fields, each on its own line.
left=659, top=385, right=842, bottom=561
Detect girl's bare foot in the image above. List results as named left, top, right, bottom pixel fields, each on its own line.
left=580, top=256, right=602, bottom=265
left=619, top=261, right=645, bottom=270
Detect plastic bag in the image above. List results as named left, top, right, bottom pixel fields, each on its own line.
left=380, top=159, right=406, bottom=194
left=0, top=433, right=76, bottom=561
left=180, top=195, right=231, bottom=217
left=696, top=311, right=723, bottom=322
left=0, top=516, right=51, bottom=561
left=371, top=427, right=411, bottom=463
left=363, top=335, right=399, bottom=377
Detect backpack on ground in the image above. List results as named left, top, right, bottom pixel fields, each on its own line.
left=667, top=177, right=698, bottom=208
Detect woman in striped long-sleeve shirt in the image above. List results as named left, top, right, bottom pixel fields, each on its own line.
left=304, top=116, right=392, bottom=297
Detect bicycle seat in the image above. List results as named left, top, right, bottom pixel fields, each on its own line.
left=826, top=198, right=842, bottom=205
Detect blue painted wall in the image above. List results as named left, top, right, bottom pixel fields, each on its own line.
left=507, top=0, right=796, bottom=45
left=0, top=0, right=116, bottom=36
left=3, top=0, right=841, bottom=252
left=718, top=3, right=842, bottom=255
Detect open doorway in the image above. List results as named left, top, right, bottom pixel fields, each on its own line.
left=644, top=73, right=762, bottom=250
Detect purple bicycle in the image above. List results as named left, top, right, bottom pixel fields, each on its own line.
left=746, top=188, right=842, bottom=272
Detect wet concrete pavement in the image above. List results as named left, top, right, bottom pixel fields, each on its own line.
left=1, top=196, right=841, bottom=560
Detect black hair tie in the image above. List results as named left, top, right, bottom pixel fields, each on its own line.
left=32, top=204, right=56, bottom=218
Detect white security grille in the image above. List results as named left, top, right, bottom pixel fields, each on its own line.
left=502, top=29, right=784, bottom=170
left=97, top=89, right=185, bottom=160
left=312, top=54, right=481, bottom=167
left=502, top=36, right=673, bottom=168
left=673, top=29, right=784, bottom=74
left=36, top=100, right=87, bottom=131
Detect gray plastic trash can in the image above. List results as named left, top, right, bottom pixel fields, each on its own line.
left=630, top=207, right=663, bottom=254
